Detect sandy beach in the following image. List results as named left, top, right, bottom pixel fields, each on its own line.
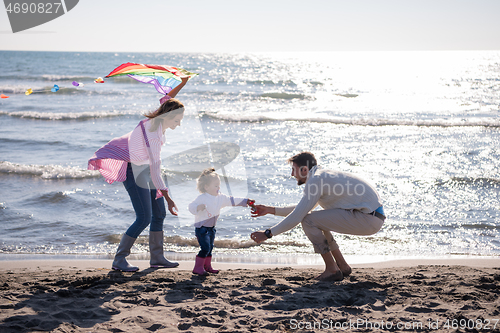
left=1, top=258, right=499, bottom=332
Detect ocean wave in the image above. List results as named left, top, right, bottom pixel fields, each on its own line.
left=43, top=76, right=153, bottom=84
left=336, top=93, right=359, bottom=98
left=109, top=234, right=308, bottom=250
left=200, top=79, right=323, bottom=87
left=41, top=76, right=149, bottom=84
left=438, top=176, right=500, bottom=187
left=0, top=74, right=98, bottom=82
left=41, top=75, right=98, bottom=82
left=0, top=74, right=160, bottom=85
left=246, top=79, right=296, bottom=86
left=0, top=86, right=31, bottom=94
left=202, top=112, right=500, bottom=127
left=0, top=86, right=124, bottom=96
left=0, top=161, right=100, bottom=179
left=0, top=110, right=133, bottom=120
left=0, top=137, right=66, bottom=147
left=163, top=236, right=258, bottom=249
left=461, top=223, right=500, bottom=231
left=36, top=191, right=75, bottom=204
left=30, top=87, right=90, bottom=95
left=260, top=92, right=309, bottom=100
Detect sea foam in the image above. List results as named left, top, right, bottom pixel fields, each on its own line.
left=203, top=112, right=500, bottom=127
left=0, top=110, right=133, bottom=120
left=0, top=161, right=100, bottom=179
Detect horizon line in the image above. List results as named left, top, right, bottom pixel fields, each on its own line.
left=1, top=49, right=500, bottom=54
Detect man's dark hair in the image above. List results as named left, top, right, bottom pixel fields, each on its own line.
left=287, top=152, right=317, bottom=169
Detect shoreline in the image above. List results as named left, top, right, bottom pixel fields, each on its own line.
left=1, top=255, right=498, bottom=272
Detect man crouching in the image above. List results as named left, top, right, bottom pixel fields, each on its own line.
left=251, top=152, right=386, bottom=281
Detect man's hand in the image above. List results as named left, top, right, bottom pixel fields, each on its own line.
left=251, top=205, right=275, bottom=217
left=251, top=231, right=268, bottom=244
left=247, top=199, right=257, bottom=214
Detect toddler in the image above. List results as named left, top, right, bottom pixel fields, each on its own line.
left=189, top=168, right=254, bottom=275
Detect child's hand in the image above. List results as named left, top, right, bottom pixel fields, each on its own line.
left=197, top=204, right=206, bottom=212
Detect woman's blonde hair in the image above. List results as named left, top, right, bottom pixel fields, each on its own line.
left=197, top=168, right=219, bottom=193
left=145, top=98, right=185, bottom=132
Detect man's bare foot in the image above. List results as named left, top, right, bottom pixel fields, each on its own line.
left=314, top=270, right=343, bottom=281
left=338, top=265, right=352, bottom=277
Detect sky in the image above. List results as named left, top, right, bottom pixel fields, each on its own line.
left=1, top=0, right=500, bottom=52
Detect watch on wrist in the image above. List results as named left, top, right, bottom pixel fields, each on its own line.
left=264, top=229, right=273, bottom=238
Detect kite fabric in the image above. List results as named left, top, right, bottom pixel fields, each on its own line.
left=105, top=62, right=198, bottom=96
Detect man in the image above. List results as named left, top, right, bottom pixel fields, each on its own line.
left=251, top=152, right=385, bottom=281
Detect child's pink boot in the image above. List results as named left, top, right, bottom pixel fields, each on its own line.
left=204, top=255, right=219, bottom=274
left=193, top=256, right=208, bottom=275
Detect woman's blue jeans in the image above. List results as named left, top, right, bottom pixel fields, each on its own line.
left=195, top=226, right=216, bottom=258
left=123, top=163, right=166, bottom=238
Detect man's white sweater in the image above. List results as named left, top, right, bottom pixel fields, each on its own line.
left=270, top=166, right=383, bottom=236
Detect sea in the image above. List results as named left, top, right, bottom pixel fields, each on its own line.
left=0, top=50, right=499, bottom=265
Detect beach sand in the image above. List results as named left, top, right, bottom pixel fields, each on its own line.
left=1, top=259, right=499, bottom=332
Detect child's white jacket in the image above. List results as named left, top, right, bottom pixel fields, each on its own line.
left=188, top=193, right=248, bottom=228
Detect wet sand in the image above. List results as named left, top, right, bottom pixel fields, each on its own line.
left=0, top=259, right=499, bottom=332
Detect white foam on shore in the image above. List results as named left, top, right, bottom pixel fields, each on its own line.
left=204, top=112, right=500, bottom=127
left=0, top=161, right=100, bottom=179
left=0, top=110, right=134, bottom=120
left=1, top=254, right=498, bottom=269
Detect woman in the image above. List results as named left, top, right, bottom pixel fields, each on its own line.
left=88, top=77, right=188, bottom=271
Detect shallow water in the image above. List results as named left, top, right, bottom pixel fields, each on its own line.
left=0, top=50, right=499, bottom=261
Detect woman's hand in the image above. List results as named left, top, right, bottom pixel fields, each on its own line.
left=168, top=200, right=178, bottom=215
left=167, top=76, right=190, bottom=98
left=166, top=198, right=178, bottom=216
left=162, top=191, right=178, bottom=216
left=251, top=205, right=275, bottom=217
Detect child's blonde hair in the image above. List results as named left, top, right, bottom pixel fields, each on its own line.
left=197, top=168, right=219, bottom=193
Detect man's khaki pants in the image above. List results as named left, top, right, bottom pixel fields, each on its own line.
left=301, top=209, right=384, bottom=254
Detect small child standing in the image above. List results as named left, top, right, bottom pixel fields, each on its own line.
left=189, top=168, right=253, bottom=275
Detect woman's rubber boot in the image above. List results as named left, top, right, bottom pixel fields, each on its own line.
left=149, top=231, right=179, bottom=268
left=192, top=256, right=208, bottom=275
left=204, top=255, right=219, bottom=274
left=112, top=234, right=139, bottom=272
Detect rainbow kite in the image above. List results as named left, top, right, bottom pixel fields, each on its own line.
left=105, top=62, right=197, bottom=97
